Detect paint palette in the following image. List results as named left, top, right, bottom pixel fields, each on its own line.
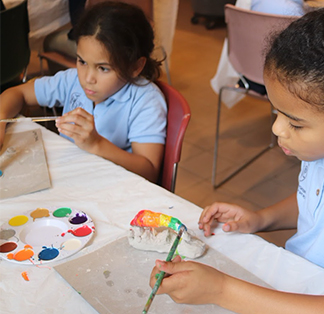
left=0, top=207, right=95, bottom=265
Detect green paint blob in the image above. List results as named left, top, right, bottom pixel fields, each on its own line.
left=53, top=207, right=72, bottom=218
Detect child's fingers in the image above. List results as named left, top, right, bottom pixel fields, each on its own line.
left=222, top=220, right=250, bottom=233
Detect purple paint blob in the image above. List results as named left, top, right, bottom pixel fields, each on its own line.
left=38, top=246, right=59, bottom=261
left=69, top=212, right=88, bottom=224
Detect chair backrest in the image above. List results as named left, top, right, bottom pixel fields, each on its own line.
left=86, top=0, right=153, bottom=21
left=224, top=4, right=298, bottom=85
left=155, top=80, right=191, bottom=193
left=0, top=0, right=30, bottom=87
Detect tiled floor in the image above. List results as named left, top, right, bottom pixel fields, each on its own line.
left=25, top=0, right=300, bottom=247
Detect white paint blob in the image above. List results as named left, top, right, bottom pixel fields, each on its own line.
left=62, top=238, right=82, bottom=250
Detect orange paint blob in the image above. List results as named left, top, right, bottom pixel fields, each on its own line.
left=30, top=208, right=50, bottom=221
left=7, top=244, right=34, bottom=261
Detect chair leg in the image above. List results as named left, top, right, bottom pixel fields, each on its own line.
left=170, top=163, right=178, bottom=193
left=212, top=87, right=274, bottom=188
left=211, top=87, right=223, bottom=187
left=164, top=55, right=172, bottom=86
left=39, top=55, right=44, bottom=76
left=22, top=66, right=28, bottom=83
left=270, top=106, right=277, bottom=147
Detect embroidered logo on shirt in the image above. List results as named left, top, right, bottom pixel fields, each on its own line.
left=299, top=163, right=308, bottom=182
left=70, top=93, right=84, bottom=110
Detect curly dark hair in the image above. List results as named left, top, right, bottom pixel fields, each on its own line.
left=74, top=1, right=162, bottom=84
left=264, top=8, right=324, bottom=109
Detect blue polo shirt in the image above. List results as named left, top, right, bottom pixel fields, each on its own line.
left=34, top=69, right=167, bottom=152
left=251, top=0, right=304, bottom=16
left=286, top=159, right=324, bottom=268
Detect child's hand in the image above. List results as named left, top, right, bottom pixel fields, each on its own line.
left=56, top=108, right=102, bottom=153
left=198, top=202, right=261, bottom=236
left=149, top=256, right=225, bottom=305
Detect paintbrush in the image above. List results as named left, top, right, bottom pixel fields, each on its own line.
left=0, top=116, right=60, bottom=123
left=142, top=224, right=187, bottom=314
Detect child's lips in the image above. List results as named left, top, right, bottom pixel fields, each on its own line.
left=85, top=88, right=96, bottom=95
left=279, top=144, right=292, bottom=156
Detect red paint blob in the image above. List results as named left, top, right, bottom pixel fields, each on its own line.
left=68, top=225, right=92, bottom=237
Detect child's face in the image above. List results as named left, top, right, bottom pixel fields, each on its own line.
left=265, top=75, right=324, bottom=162
left=76, top=36, right=125, bottom=105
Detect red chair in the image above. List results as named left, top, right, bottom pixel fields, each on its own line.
left=155, top=80, right=191, bottom=193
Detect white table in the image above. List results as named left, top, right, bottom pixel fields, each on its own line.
left=1, top=121, right=324, bottom=313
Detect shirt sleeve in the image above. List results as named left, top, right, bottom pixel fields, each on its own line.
left=128, top=84, right=167, bottom=144
left=34, top=69, right=78, bottom=108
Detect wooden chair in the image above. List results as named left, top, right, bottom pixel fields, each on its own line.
left=212, top=4, right=298, bottom=188
left=38, top=0, right=172, bottom=85
left=0, top=0, right=30, bottom=92
left=155, top=80, right=191, bottom=193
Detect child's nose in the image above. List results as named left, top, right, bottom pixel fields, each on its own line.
left=272, top=114, right=288, bottom=138
left=85, top=68, right=96, bottom=84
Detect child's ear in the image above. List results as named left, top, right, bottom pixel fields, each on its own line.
left=132, top=57, right=146, bottom=78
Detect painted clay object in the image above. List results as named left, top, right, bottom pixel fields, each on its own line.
left=130, top=210, right=184, bottom=232
left=129, top=210, right=206, bottom=259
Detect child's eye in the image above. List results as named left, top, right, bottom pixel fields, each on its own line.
left=77, top=58, right=86, bottom=66
left=289, top=122, right=303, bottom=130
left=99, top=66, right=110, bottom=72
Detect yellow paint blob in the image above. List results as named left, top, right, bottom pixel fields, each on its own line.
left=8, top=215, right=29, bottom=227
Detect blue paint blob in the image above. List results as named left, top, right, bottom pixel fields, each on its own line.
left=0, top=170, right=3, bottom=177
left=38, top=246, right=59, bottom=261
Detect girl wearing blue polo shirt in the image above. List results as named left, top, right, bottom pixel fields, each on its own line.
left=149, top=8, right=324, bottom=313
left=0, top=2, right=167, bottom=183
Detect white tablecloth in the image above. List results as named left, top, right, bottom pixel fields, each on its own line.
left=1, top=122, right=323, bottom=313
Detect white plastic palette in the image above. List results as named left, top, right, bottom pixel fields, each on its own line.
left=0, top=207, right=95, bottom=265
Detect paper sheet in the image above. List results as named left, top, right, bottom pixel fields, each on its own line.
left=0, top=129, right=51, bottom=199
left=55, top=236, right=272, bottom=314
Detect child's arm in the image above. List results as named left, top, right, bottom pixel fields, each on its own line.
left=150, top=257, right=324, bottom=314
left=199, top=193, right=298, bottom=236
left=0, top=81, right=38, bottom=147
left=55, top=107, right=163, bottom=182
